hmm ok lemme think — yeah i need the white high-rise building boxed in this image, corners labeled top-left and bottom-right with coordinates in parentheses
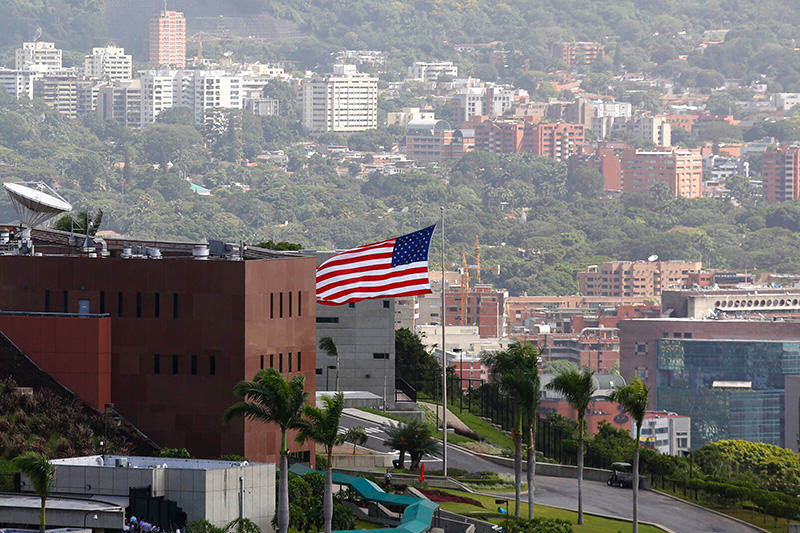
top-left (302, 64), bottom-right (378, 132)
top-left (140, 71), bottom-right (176, 123)
top-left (15, 42), bottom-right (62, 71)
top-left (85, 46), bottom-right (132, 81)
top-left (139, 69), bottom-right (272, 124)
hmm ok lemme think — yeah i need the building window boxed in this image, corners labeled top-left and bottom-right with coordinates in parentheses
top-left (373, 353), bottom-right (389, 359)
top-left (683, 332), bottom-right (692, 338)
top-left (210, 355), bottom-right (216, 376)
top-left (289, 353), bottom-right (293, 372)
top-left (44, 290), bottom-right (50, 312)
top-left (316, 317), bottom-right (339, 323)
top-left (288, 292), bottom-right (293, 317)
top-left (100, 291), bottom-right (105, 314)
top-left (270, 354), bottom-right (274, 368)
top-left (78, 299), bottom-right (90, 315)
top-left (279, 353), bottom-right (283, 373)
top-left (280, 292), bottom-right (284, 318)
top-left (136, 292), bottom-right (142, 318)
top-left (298, 291), bottom-right (302, 316)
top-left (118, 292), bottom-right (123, 317)
top-left (154, 354), bottom-right (160, 375)
top-left (316, 368), bottom-right (322, 375)
top-left (348, 302), bottom-right (355, 308)
top-left (297, 352), bottom-right (301, 371)
top-left (383, 301), bottom-right (390, 309)
top-left (260, 355), bottom-right (264, 370)
top-left (172, 354), bottom-right (178, 375)
top-left (155, 293), bottom-right (160, 318)
top-left (63, 290), bottom-right (68, 313)
top-left (173, 293), bottom-right (179, 319)
top-left (191, 355), bottom-right (197, 375)
top-left (270, 293), bottom-right (274, 319)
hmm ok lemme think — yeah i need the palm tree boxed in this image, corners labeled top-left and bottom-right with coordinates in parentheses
top-left (484, 342), bottom-right (540, 517)
top-left (610, 378), bottom-right (650, 533)
top-left (222, 369), bottom-right (307, 533)
top-left (15, 452), bottom-right (55, 533)
top-left (546, 369), bottom-right (596, 525)
top-left (342, 426), bottom-right (368, 454)
top-left (383, 420), bottom-right (437, 471)
top-left (295, 393), bottom-right (346, 533)
top-left (318, 337), bottom-right (340, 391)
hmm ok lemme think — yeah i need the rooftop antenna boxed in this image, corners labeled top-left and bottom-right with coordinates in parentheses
top-left (3, 181), bottom-right (72, 255)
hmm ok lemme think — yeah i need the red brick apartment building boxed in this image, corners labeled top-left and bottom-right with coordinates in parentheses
top-left (445, 285), bottom-right (505, 338)
top-left (621, 148), bottom-right (703, 198)
top-left (0, 229), bottom-right (316, 464)
top-left (762, 145), bottom-right (800, 202)
top-left (473, 120), bottom-right (585, 161)
top-left (577, 260), bottom-right (702, 298)
top-left (149, 10), bottom-right (186, 68)
top-left (550, 42), bottom-right (605, 66)
top-left (405, 119), bottom-right (475, 161)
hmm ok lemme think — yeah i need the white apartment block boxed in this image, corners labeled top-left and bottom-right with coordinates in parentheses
top-left (302, 64), bottom-right (378, 132)
top-left (772, 93), bottom-right (800, 111)
top-left (386, 107), bottom-right (435, 127)
top-left (455, 88), bottom-right (485, 122)
top-left (85, 46), bottom-right (132, 81)
top-left (407, 61), bottom-right (458, 82)
top-left (15, 42), bottom-right (62, 71)
top-left (632, 411), bottom-right (691, 456)
top-left (629, 114), bottom-right (671, 147)
top-left (0, 68), bottom-right (38, 99)
top-left (590, 100), bottom-right (632, 138)
top-left (140, 71), bottom-right (175, 123)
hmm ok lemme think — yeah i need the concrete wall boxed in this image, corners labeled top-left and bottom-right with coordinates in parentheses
top-left (331, 453), bottom-right (395, 469)
top-left (316, 297), bottom-right (396, 408)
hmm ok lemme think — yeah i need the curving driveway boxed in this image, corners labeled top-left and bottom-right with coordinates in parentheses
top-left (340, 412), bottom-right (762, 533)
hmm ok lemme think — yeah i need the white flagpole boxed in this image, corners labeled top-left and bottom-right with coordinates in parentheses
top-left (440, 206), bottom-right (448, 476)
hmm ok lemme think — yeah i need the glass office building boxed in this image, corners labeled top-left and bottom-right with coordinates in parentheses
top-left (657, 338), bottom-right (800, 447)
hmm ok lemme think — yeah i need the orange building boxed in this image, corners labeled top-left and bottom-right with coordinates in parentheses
top-left (406, 119), bottom-right (475, 161)
top-left (550, 42), bottom-right (605, 67)
top-left (761, 145), bottom-right (800, 202)
top-left (574, 144), bottom-right (624, 191)
top-left (577, 260), bottom-right (702, 298)
top-left (621, 148), bottom-right (702, 198)
top-left (522, 122), bottom-right (585, 161)
top-left (149, 10), bottom-right (186, 68)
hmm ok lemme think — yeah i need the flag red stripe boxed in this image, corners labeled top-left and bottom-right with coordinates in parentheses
top-left (319, 277), bottom-right (430, 302)
top-left (318, 287), bottom-right (432, 305)
top-left (316, 251), bottom-right (394, 271)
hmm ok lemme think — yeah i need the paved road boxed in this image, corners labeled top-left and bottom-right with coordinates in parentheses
top-left (340, 413), bottom-right (760, 533)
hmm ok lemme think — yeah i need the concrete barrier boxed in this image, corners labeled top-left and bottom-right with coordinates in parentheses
top-left (468, 450), bottom-right (613, 482)
top-left (332, 452), bottom-right (395, 469)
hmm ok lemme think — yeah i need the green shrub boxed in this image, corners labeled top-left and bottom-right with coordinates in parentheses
top-left (157, 447), bottom-right (192, 458)
top-left (504, 516), bottom-right (573, 533)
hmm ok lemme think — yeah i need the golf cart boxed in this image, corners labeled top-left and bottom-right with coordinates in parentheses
top-left (607, 462), bottom-right (633, 488)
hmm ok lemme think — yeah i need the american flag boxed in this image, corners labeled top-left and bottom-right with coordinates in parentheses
top-left (316, 226), bottom-right (436, 305)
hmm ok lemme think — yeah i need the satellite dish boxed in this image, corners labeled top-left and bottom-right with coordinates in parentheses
top-left (648, 254), bottom-right (658, 262)
top-left (4, 182), bottom-right (72, 228)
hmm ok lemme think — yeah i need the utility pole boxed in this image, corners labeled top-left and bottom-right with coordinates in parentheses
top-left (440, 206), bottom-right (448, 476)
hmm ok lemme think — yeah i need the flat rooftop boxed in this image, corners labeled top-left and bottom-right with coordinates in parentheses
top-left (50, 455), bottom-right (252, 470)
top-left (0, 494), bottom-right (121, 512)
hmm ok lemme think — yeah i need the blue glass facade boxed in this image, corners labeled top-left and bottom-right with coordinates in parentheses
top-left (657, 339), bottom-right (800, 448)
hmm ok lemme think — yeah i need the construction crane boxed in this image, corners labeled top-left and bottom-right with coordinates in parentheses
top-left (456, 235), bottom-right (500, 326)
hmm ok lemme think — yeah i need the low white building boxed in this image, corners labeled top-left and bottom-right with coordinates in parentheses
top-left (407, 61), bottom-right (458, 82)
top-left (43, 455), bottom-right (276, 532)
top-left (632, 411), bottom-right (691, 455)
top-left (85, 46), bottom-right (132, 81)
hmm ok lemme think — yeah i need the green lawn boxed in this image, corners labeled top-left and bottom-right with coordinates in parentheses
top-left (431, 488), bottom-right (665, 533)
top-left (421, 401), bottom-right (513, 452)
top-left (354, 519), bottom-right (386, 529)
